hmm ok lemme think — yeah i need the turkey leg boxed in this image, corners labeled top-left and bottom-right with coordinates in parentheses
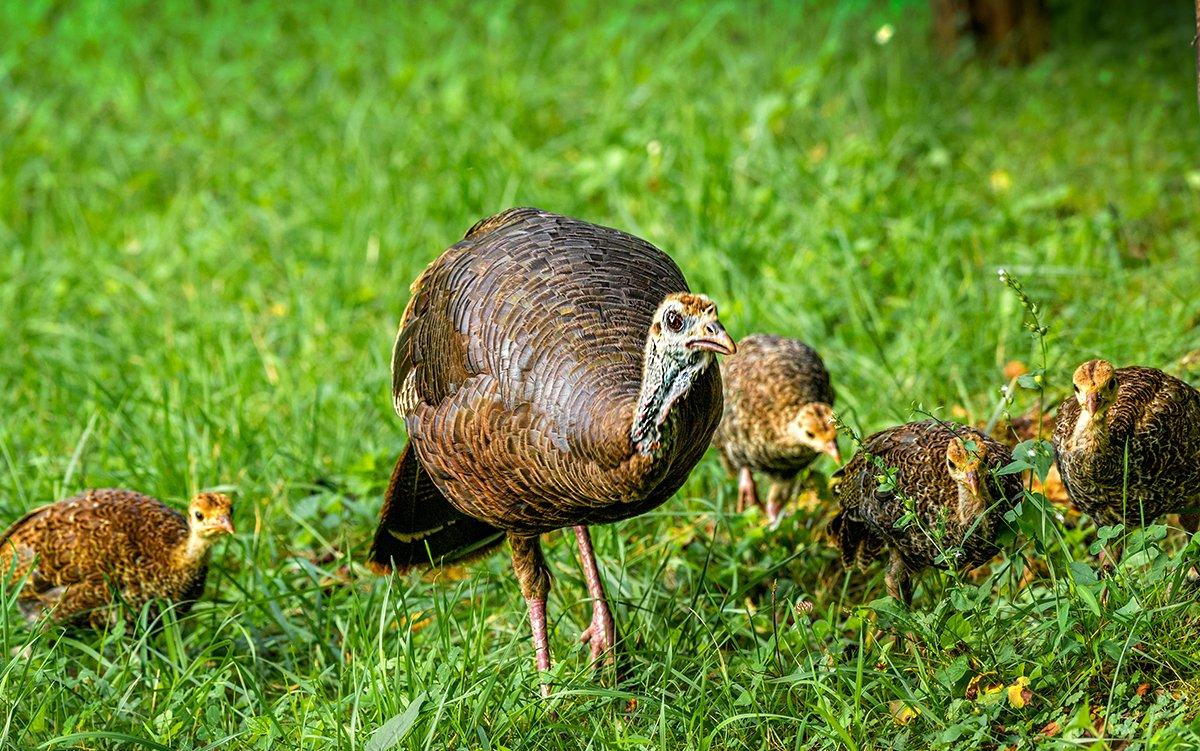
top-left (737, 466), bottom-right (762, 514)
top-left (573, 525), bottom-right (617, 667)
top-left (765, 479), bottom-right (791, 525)
top-left (885, 551), bottom-right (914, 607)
top-left (510, 534), bottom-right (553, 697)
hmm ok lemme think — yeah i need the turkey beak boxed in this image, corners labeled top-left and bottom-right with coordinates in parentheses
top-left (688, 321), bottom-right (736, 356)
top-left (825, 442), bottom-right (842, 464)
top-left (1084, 392), bottom-right (1100, 416)
top-left (964, 470), bottom-right (981, 498)
top-left (215, 515), bottom-right (235, 535)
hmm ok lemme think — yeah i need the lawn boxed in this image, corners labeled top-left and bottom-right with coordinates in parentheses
top-left (2, 1), bottom-right (1199, 748)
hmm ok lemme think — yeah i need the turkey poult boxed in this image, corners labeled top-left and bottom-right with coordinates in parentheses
top-left (0, 489), bottom-right (234, 627)
top-left (1053, 360), bottom-right (1200, 536)
top-left (829, 420), bottom-right (1021, 605)
top-left (712, 334), bottom-right (839, 523)
top-left (367, 208), bottom-right (734, 695)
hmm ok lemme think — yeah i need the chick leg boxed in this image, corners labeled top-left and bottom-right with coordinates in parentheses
top-left (885, 552), bottom-right (913, 607)
top-left (765, 478), bottom-right (794, 525)
top-left (883, 551), bottom-right (917, 652)
top-left (574, 525), bottom-right (617, 668)
top-left (1179, 505), bottom-right (1200, 584)
top-left (510, 533), bottom-right (553, 698)
top-left (1097, 537), bottom-right (1125, 571)
top-left (737, 467), bottom-right (761, 514)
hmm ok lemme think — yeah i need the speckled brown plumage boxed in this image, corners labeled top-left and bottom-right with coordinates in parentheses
top-left (1053, 361), bottom-right (1200, 530)
top-left (712, 334), bottom-right (839, 522)
top-left (829, 420), bottom-right (1021, 604)
top-left (0, 489), bottom-right (234, 627)
top-left (367, 207), bottom-right (733, 694)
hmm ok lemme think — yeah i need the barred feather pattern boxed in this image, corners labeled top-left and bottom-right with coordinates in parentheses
top-left (0, 489), bottom-right (213, 627)
top-left (830, 420), bottom-right (1022, 575)
top-left (1053, 366), bottom-right (1200, 528)
top-left (712, 334), bottom-right (834, 479)
top-left (387, 207), bottom-right (723, 537)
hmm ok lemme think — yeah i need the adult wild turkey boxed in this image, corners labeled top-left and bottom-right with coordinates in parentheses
top-left (0, 489), bottom-right (234, 627)
top-left (1053, 360), bottom-right (1200, 537)
top-left (712, 334), bottom-right (840, 524)
top-left (829, 420), bottom-right (1021, 604)
top-left (367, 207), bottom-right (734, 695)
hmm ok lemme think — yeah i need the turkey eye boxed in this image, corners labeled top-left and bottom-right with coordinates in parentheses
top-left (664, 310), bottom-right (684, 332)
top-left (1073, 385), bottom-right (1079, 393)
top-left (194, 511), bottom-right (204, 521)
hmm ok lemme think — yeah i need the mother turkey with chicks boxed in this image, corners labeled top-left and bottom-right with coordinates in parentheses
top-left (368, 207), bottom-right (735, 695)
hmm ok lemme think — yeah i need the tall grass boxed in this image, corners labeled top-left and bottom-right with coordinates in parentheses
top-left (1, 1), bottom-right (1198, 748)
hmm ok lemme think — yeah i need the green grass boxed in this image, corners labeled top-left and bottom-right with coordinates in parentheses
top-left (2, 0), bottom-right (1200, 748)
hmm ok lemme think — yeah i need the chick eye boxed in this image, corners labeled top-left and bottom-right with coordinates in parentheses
top-left (803, 430), bottom-right (813, 438)
top-left (663, 309), bottom-right (684, 333)
top-left (194, 511), bottom-right (204, 521)
top-left (1073, 384), bottom-right (1080, 393)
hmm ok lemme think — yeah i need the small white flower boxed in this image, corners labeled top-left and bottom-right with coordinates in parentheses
top-left (875, 24), bottom-right (894, 45)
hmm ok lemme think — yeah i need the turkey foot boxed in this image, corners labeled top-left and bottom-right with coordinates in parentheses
top-left (579, 596), bottom-right (617, 666)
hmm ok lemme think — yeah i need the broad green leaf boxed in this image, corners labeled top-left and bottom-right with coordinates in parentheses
top-left (367, 693), bottom-right (427, 751)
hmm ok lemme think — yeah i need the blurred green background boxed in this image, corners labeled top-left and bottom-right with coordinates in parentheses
top-left (1, 1), bottom-right (1198, 749)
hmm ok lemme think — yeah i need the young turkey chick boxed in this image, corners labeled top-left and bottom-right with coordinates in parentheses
top-left (0, 489), bottom-right (234, 627)
top-left (829, 420), bottom-right (1021, 605)
top-left (1053, 360), bottom-right (1200, 535)
top-left (712, 334), bottom-right (840, 524)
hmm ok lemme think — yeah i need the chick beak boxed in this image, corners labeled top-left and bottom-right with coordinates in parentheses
top-left (1084, 392), bottom-right (1100, 416)
top-left (687, 321), bottom-right (736, 356)
top-left (215, 515), bottom-right (235, 535)
top-left (964, 471), bottom-right (981, 498)
top-left (825, 442), bottom-right (842, 464)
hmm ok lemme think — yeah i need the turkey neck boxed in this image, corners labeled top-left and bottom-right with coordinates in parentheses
top-left (1069, 407), bottom-right (1109, 454)
top-left (630, 346), bottom-right (710, 456)
top-left (172, 529), bottom-right (214, 570)
top-left (955, 482), bottom-right (990, 534)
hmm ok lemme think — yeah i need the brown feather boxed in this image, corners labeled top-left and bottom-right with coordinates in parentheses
top-left (381, 207), bottom-right (723, 538)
